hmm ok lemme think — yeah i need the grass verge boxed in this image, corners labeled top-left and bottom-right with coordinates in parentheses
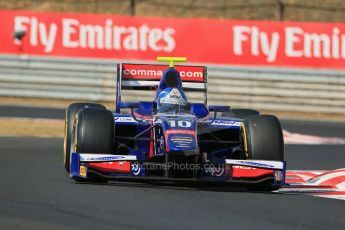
top-left (0, 117), bottom-right (64, 138)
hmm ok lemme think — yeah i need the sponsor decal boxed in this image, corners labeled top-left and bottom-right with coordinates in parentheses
top-left (171, 137), bottom-right (193, 142)
top-left (122, 64), bottom-right (205, 82)
top-left (205, 166), bottom-right (226, 177)
top-left (226, 159), bottom-right (284, 170)
top-left (160, 97), bottom-right (186, 105)
top-left (79, 165), bottom-right (87, 177)
top-left (114, 117), bottom-right (137, 122)
top-left (165, 130), bottom-right (195, 135)
top-left (86, 156), bottom-right (126, 161)
top-left (80, 154), bottom-right (137, 162)
top-left (11, 13), bottom-right (175, 54)
top-left (232, 165), bottom-right (256, 170)
top-left (123, 69), bottom-right (163, 78)
top-left (211, 120), bottom-right (242, 127)
top-left (238, 161), bottom-right (275, 168)
top-left (159, 136), bottom-right (165, 150)
top-left (131, 162), bottom-right (141, 176)
top-left (170, 88), bottom-right (181, 99)
top-left (4, 10), bottom-right (345, 69)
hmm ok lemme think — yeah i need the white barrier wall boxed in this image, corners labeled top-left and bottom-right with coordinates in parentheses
top-left (0, 55), bottom-right (344, 114)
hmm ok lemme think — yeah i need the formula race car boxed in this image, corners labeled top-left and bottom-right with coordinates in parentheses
top-left (63, 57), bottom-right (286, 191)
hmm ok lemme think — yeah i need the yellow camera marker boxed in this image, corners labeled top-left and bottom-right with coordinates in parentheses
top-left (157, 57), bottom-right (187, 67)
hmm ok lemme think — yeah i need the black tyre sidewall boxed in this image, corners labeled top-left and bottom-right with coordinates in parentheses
top-left (63, 103), bottom-right (106, 172)
top-left (244, 115), bottom-right (284, 161)
top-left (243, 115), bottom-right (284, 191)
top-left (75, 108), bottom-right (114, 154)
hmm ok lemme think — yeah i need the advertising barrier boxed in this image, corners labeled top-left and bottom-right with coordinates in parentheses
top-left (2, 10), bottom-right (345, 69)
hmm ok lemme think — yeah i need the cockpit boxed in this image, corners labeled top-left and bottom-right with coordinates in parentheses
top-left (156, 87), bottom-right (188, 114)
top-left (155, 67), bottom-right (189, 114)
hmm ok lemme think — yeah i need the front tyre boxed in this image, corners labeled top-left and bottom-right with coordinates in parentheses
top-left (74, 107), bottom-right (114, 153)
top-left (243, 115), bottom-right (284, 192)
top-left (63, 103), bottom-right (106, 172)
top-left (243, 115), bottom-right (284, 161)
top-left (71, 107), bottom-right (114, 183)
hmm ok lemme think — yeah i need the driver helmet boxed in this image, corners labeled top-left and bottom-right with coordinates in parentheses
top-left (157, 87), bottom-right (187, 114)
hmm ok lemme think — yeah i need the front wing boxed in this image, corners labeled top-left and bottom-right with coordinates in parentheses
top-left (70, 152), bottom-right (286, 186)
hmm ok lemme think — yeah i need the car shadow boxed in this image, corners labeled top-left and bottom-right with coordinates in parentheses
top-left (75, 179), bottom-right (286, 195)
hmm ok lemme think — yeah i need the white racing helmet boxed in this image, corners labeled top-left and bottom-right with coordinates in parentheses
top-left (157, 87), bottom-right (187, 114)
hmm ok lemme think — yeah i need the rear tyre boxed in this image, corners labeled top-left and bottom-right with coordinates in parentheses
top-left (243, 115), bottom-right (284, 192)
top-left (63, 103), bottom-right (106, 172)
top-left (222, 109), bottom-right (259, 119)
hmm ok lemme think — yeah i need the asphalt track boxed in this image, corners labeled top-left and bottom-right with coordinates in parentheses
top-left (0, 105), bottom-right (65, 119)
top-left (0, 105), bottom-right (345, 229)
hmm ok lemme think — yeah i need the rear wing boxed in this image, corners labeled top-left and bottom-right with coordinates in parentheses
top-left (116, 63), bottom-right (208, 112)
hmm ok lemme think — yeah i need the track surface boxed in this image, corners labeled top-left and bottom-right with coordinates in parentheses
top-left (0, 106), bottom-right (345, 229)
top-left (0, 105), bottom-right (65, 119)
top-left (1, 140), bottom-right (345, 229)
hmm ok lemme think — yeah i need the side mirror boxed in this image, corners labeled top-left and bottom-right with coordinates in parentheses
top-left (208, 105), bottom-right (230, 113)
top-left (117, 102), bottom-right (142, 121)
top-left (207, 106), bottom-right (230, 123)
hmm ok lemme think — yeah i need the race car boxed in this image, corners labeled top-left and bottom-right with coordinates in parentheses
top-left (63, 57), bottom-right (286, 191)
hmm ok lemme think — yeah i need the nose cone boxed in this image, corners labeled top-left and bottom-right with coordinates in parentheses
top-left (166, 130), bottom-right (197, 154)
top-left (161, 116), bottom-right (198, 156)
